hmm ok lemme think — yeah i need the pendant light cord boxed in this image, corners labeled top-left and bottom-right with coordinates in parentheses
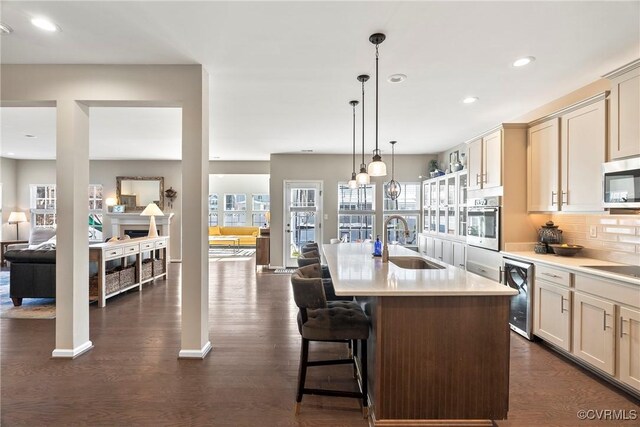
top-left (375, 43), bottom-right (379, 154)
top-left (352, 103), bottom-right (356, 174)
top-left (361, 79), bottom-right (365, 166)
top-left (391, 142), bottom-right (395, 180)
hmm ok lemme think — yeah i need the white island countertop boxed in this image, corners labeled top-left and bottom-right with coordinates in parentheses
top-left (323, 243), bottom-right (517, 297)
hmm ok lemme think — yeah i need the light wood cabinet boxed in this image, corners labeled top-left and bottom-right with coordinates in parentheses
top-left (573, 292), bottom-right (616, 375)
top-left (534, 280), bottom-right (571, 351)
top-left (528, 119), bottom-right (559, 211)
top-left (527, 97), bottom-right (606, 212)
top-left (256, 236), bottom-right (270, 267)
top-left (560, 100), bottom-right (606, 211)
top-left (467, 130), bottom-right (502, 190)
top-left (482, 130), bottom-right (502, 189)
top-left (452, 241), bottom-right (466, 270)
top-left (606, 60), bottom-right (640, 160)
top-left (619, 306), bottom-right (640, 391)
top-left (467, 138), bottom-right (483, 191)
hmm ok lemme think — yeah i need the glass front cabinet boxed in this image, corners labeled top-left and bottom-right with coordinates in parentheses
top-left (421, 170), bottom-right (467, 238)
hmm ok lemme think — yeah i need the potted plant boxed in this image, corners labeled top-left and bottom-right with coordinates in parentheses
top-left (428, 159), bottom-right (441, 178)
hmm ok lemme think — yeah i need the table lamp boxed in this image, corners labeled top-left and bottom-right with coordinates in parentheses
top-left (140, 203), bottom-right (164, 237)
top-left (8, 211), bottom-right (27, 240)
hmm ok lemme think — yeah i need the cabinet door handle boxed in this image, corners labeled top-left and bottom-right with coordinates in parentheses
top-left (562, 191), bottom-right (568, 205)
top-left (603, 312), bottom-right (612, 330)
top-left (551, 191), bottom-right (557, 206)
top-left (498, 267), bottom-right (504, 284)
top-left (541, 272), bottom-right (561, 279)
top-left (561, 297), bottom-right (569, 313)
top-left (475, 174), bottom-right (480, 185)
top-left (621, 317), bottom-right (628, 337)
top-left (482, 173), bottom-right (487, 184)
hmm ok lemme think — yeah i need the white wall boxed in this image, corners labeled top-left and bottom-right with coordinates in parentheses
top-left (269, 153), bottom-right (435, 266)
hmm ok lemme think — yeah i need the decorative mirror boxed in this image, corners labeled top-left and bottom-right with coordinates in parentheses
top-left (116, 176), bottom-right (164, 211)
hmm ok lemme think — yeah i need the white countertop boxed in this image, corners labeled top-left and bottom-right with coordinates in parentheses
top-left (501, 250), bottom-right (640, 286)
top-left (323, 243), bottom-right (517, 297)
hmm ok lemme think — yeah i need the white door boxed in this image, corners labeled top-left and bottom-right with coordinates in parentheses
top-left (528, 119), bottom-right (559, 212)
top-left (284, 181), bottom-right (322, 268)
top-left (534, 280), bottom-right (571, 351)
top-left (482, 130), bottom-right (502, 189)
top-left (619, 306), bottom-right (640, 391)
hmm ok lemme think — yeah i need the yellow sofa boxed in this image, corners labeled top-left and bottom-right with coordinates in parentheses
top-left (208, 226), bottom-right (259, 246)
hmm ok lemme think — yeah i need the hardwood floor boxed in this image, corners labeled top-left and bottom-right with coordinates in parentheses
top-left (1, 256), bottom-right (638, 426)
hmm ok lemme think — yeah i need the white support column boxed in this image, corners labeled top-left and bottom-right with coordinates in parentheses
top-left (52, 100), bottom-right (93, 358)
top-left (179, 67), bottom-right (212, 359)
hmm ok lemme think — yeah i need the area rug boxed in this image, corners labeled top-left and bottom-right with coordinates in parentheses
top-left (0, 272), bottom-right (56, 319)
top-left (208, 248), bottom-right (256, 258)
top-left (273, 268), bottom-right (296, 274)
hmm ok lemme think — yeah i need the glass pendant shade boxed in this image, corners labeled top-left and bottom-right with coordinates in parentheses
top-left (368, 152), bottom-right (387, 176)
top-left (356, 166), bottom-right (370, 185)
top-left (348, 173), bottom-right (358, 189)
top-left (385, 179), bottom-right (402, 200)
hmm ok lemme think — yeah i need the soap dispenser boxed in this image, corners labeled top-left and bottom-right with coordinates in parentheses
top-left (373, 235), bottom-right (382, 257)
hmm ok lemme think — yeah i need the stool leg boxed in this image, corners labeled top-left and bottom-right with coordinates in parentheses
top-left (360, 339), bottom-right (368, 417)
top-left (295, 338), bottom-right (309, 415)
top-left (352, 339), bottom-right (359, 379)
top-left (347, 339), bottom-right (352, 358)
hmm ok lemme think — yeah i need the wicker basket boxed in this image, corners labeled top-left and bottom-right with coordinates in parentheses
top-left (153, 259), bottom-right (166, 276)
top-left (119, 265), bottom-right (136, 288)
top-left (141, 259), bottom-right (153, 280)
top-left (105, 268), bottom-right (120, 295)
top-left (89, 275), bottom-right (99, 298)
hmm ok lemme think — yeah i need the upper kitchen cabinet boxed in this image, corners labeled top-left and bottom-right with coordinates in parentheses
top-left (527, 95), bottom-right (606, 212)
top-left (604, 59), bottom-right (640, 160)
top-left (560, 99), bottom-right (606, 211)
top-left (467, 129), bottom-right (502, 191)
top-left (528, 118), bottom-right (560, 212)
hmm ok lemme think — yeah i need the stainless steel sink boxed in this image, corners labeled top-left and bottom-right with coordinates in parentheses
top-left (389, 256), bottom-right (445, 270)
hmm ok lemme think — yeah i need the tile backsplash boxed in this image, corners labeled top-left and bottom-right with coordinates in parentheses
top-left (549, 213), bottom-right (640, 265)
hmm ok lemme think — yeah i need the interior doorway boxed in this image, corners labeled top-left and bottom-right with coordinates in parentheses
top-left (283, 181), bottom-right (322, 268)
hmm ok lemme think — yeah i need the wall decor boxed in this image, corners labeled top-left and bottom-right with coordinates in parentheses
top-left (164, 187), bottom-right (178, 209)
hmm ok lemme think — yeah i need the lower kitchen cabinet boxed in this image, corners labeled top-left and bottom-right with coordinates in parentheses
top-left (534, 280), bottom-right (571, 352)
top-left (452, 242), bottom-right (466, 270)
top-left (418, 233), bottom-right (465, 270)
top-left (572, 291), bottom-right (616, 376)
top-left (619, 306), bottom-right (640, 390)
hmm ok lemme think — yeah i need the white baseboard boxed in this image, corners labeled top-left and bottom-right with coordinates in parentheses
top-left (178, 341), bottom-right (212, 359)
top-left (51, 340), bottom-right (93, 359)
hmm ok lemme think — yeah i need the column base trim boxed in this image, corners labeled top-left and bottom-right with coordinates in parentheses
top-left (178, 341), bottom-right (212, 359)
top-left (51, 340), bottom-right (93, 359)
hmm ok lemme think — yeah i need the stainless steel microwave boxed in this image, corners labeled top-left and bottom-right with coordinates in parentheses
top-left (603, 157), bottom-right (640, 208)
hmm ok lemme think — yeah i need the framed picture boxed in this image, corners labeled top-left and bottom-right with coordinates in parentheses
top-left (112, 205), bottom-right (125, 213)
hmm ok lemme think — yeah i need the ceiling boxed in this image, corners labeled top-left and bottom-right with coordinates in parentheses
top-left (1, 1), bottom-right (638, 161)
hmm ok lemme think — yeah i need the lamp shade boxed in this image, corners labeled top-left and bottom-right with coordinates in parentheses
top-left (8, 212), bottom-right (27, 223)
top-left (368, 159), bottom-right (387, 176)
top-left (356, 171), bottom-right (370, 185)
top-left (140, 203), bottom-right (164, 217)
top-left (105, 197), bottom-right (117, 207)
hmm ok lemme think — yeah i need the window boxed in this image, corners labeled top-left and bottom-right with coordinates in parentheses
top-left (224, 194), bottom-right (246, 211)
top-left (208, 194), bottom-right (218, 226)
top-left (337, 184), bottom-right (375, 242)
top-left (224, 212), bottom-right (246, 226)
top-left (252, 194), bottom-right (270, 211)
top-left (383, 183), bottom-right (421, 246)
top-left (30, 184), bottom-right (104, 240)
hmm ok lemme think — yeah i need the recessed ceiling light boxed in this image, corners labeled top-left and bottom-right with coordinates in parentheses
top-left (388, 74), bottom-right (407, 84)
top-left (462, 97), bottom-right (479, 104)
top-left (31, 17), bottom-right (60, 32)
top-left (301, 149), bottom-right (313, 153)
top-left (24, 134), bottom-right (36, 138)
top-left (513, 56), bottom-right (535, 67)
top-left (0, 23), bottom-right (13, 35)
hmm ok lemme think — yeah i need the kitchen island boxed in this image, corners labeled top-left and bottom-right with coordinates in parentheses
top-left (323, 243), bottom-right (517, 426)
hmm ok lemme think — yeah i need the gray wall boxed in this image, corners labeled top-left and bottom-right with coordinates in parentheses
top-left (1, 157), bottom-right (18, 239)
top-left (11, 159), bottom-right (269, 260)
top-left (269, 153), bottom-right (435, 267)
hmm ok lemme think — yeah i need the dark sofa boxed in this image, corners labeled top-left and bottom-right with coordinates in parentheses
top-left (4, 249), bottom-right (56, 306)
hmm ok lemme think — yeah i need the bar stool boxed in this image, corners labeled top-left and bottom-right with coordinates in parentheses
top-left (297, 256), bottom-right (331, 279)
top-left (300, 249), bottom-right (320, 259)
top-left (290, 268), bottom-right (369, 416)
top-left (296, 263), bottom-right (351, 302)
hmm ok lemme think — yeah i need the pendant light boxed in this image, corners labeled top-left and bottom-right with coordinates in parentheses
top-left (348, 100), bottom-right (359, 189)
top-left (384, 141), bottom-right (402, 200)
top-left (367, 33), bottom-right (387, 177)
top-left (355, 74), bottom-right (370, 185)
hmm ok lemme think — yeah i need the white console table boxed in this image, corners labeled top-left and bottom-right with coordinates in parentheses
top-left (89, 236), bottom-right (169, 307)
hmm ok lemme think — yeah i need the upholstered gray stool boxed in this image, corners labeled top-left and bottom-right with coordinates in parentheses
top-left (290, 269), bottom-right (369, 416)
top-left (297, 256), bottom-right (331, 278)
top-left (296, 263), bottom-right (351, 302)
top-left (300, 249), bottom-right (320, 259)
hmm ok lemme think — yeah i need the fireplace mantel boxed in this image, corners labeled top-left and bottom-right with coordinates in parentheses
top-left (106, 212), bottom-right (174, 239)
